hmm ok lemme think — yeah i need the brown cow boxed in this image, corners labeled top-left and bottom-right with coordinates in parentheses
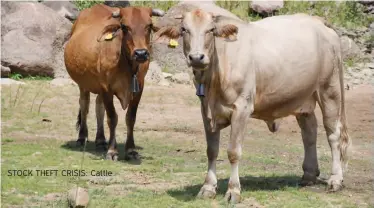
top-left (64, 4), bottom-right (164, 160)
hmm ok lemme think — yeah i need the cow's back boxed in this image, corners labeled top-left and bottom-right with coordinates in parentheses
top-left (222, 14), bottom-right (341, 119)
top-left (65, 4), bottom-right (123, 93)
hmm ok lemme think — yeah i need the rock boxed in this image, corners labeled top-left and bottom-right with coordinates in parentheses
top-left (41, 1), bottom-right (79, 21)
top-left (353, 78), bottom-right (361, 85)
top-left (158, 79), bottom-right (170, 87)
top-left (32, 152), bottom-right (43, 156)
top-left (1, 65), bottom-right (11, 78)
top-left (340, 36), bottom-right (362, 60)
top-left (1, 2), bottom-right (72, 78)
top-left (50, 78), bottom-right (76, 87)
top-left (361, 68), bottom-right (372, 77)
top-left (145, 61), bottom-right (163, 84)
top-left (44, 193), bottom-right (62, 201)
top-left (336, 27), bottom-right (358, 39)
top-left (162, 72), bottom-right (173, 80)
top-left (172, 72), bottom-right (191, 84)
top-left (1, 78), bottom-right (26, 85)
top-left (152, 1), bottom-right (243, 74)
top-left (358, 1), bottom-right (374, 5)
top-left (359, 62), bottom-right (374, 69)
top-left (370, 22), bottom-right (374, 30)
top-left (250, 1), bottom-right (284, 15)
top-left (68, 187), bottom-right (89, 208)
top-left (103, 1), bottom-right (130, 7)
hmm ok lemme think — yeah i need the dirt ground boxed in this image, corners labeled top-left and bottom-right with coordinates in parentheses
top-left (1, 81), bottom-right (373, 207)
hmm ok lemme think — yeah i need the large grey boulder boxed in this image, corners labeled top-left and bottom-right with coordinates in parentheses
top-left (41, 1), bottom-right (79, 21)
top-left (250, 1), bottom-right (284, 15)
top-left (1, 2), bottom-right (72, 78)
top-left (103, 1), bottom-right (130, 8)
top-left (152, 1), bottom-right (243, 74)
top-left (1, 65), bottom-right (10, 78)
top-left (145, 61), bottom-right (164, 84)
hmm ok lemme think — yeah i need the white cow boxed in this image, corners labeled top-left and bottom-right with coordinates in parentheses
top-left (154, 10), bottom-right (351, 203)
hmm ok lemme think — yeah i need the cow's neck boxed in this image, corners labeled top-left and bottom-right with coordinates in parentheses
top-left (193, 44), bottom-right (225, 98)
top-left (121, 49), bottom-right (141, 94)
top-left (193, 43), bottom-right (230, 131)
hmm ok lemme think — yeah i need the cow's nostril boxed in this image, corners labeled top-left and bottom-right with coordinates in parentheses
top-left (134, 49), bottom-right (148, 57)
top-left (189, 54), bottom-right (205, 62)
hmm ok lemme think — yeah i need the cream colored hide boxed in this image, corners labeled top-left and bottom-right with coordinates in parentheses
top-left (153, 10), bottom-right (351, 203)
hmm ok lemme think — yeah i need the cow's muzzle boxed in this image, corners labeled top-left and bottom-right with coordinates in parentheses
top-left (133, 49), bottom-right (149, 63)
top-left (187, 53), bottom-right (209, 69)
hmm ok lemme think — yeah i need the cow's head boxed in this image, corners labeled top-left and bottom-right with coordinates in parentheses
top-left (99, 7), bottom-right (164, 64)
top-left (153, 9), bottom-right (238, 70)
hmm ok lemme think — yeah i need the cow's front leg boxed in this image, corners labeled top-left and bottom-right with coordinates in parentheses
top-left (102, 92), bottom-right (118, 161)
top-left (197, 106), bottom-right (220, 199)
top-left (225, 97), bottom-right (251, 203)
top-left (124, 91), bottom-right (143, 160)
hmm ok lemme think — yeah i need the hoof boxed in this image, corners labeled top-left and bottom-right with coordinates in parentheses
top-left (197, 184), bottom-right (217, 199)
top-left (95, 140), bottom-right (107, 151)
top-left (326, 176), bottom-right (344, 192)
top-left (106, 151), bottom-right (118, 161)
top-left (124, 150), bottom-right (139, 161)
top-left (224, 188), bottom-right (241, 204)
top-left (300, 173), bottom-right (317, 186)
top-left (76, 138), bottom-right (86, 147)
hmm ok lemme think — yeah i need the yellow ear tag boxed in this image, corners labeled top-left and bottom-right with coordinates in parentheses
top-left (169, 39), bottom-right (178, 47)
top-left (105, 33), bottom-right (113, 40)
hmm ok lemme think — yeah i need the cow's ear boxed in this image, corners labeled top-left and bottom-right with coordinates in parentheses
top-left (213, 15), bottom-right (238, 42)
top-left (97, 24), bottom-right (121, 42)
top-left (152, 26), bottom-right (181, 44)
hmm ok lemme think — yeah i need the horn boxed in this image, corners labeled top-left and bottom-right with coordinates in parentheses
top-left (151, 8), bottom-right (165, 17)
top-left (112, 9), bottom-right (120, 18)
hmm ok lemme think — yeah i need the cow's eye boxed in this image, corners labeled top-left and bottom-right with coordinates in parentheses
top-left (121, 24), bottom-right (129, 32)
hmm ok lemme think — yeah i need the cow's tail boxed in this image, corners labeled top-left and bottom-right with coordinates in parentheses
top-left (337, 47), bottom-right (352, 171)
top-left (76, 108), bottom-right (82, 132)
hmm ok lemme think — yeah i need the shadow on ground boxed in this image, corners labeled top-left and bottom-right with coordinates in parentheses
top-left (60, 140), bottom-right (152, 165)
top-left (167, 175), bottom-right (302, 202)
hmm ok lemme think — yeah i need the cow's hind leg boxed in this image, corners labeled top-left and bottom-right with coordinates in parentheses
top-left (197, 106), bottom-right (220, 199)
top-left (95, 94), bottom-right (107, 150)
top-left (102, 92), bottom-right (118, 161)
top-left (124, 92), bottom-right (143, 160)
top-left (76, 89), bottom-right (90, 146)
top-left (296, 112), bottom-right (320, 186)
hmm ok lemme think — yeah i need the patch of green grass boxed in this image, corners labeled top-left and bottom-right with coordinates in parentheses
top-left (277, 1), bottom-right (373, 29)
top-left (73, 0), bottom-right (104, 11)
top-left (71, 0), bottom-right (373, 31)
top-left (131, 1), bottom-right (177, 12)
top-left (3, 138), bottom-right (14, 143)
top-left (1, 80), bottom-right (373, 207)
top-left (9, 73), bottom-right (23, 80)
top-left (162, 67), bottom-right (172, 74)
top-left (345, 58), bottom-right (357, 68)
top-left (9, 72), bottom-right (52, 81)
